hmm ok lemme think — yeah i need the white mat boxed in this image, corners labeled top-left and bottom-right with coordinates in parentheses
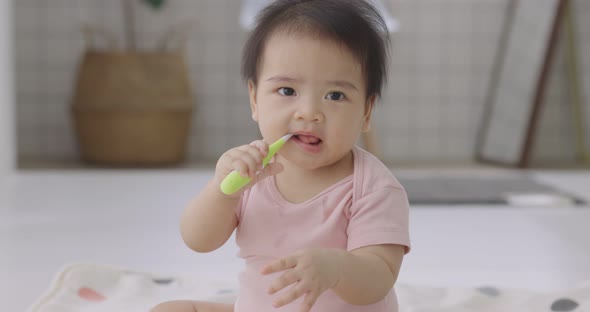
top-left (29, 263), bottom-right (590, 312)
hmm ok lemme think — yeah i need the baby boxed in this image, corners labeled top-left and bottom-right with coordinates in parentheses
top-left (152, 0), bottom-right (410, 311)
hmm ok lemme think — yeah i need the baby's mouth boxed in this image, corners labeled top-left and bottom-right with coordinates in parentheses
top-left (293, 134), bottom-right (322, 145)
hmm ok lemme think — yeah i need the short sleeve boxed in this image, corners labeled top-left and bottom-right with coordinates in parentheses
top-left (235, 188), bottom-right (251, 221)
top-left (347, 186), bottom-right (411, 253)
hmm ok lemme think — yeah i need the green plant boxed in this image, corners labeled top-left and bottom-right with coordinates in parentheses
top-left (144, 0), bottom-right (165, 9)
top-left (122, 0), bottom-right (167, 50)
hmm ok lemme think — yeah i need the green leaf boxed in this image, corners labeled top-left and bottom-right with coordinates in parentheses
top-left (143, 0), bottom-right (165, 10)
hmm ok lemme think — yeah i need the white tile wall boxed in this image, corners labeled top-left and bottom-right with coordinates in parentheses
top-left (1, 0), bottom-right (16, 175)
top-left (13, 0), bottom-right (590, 166)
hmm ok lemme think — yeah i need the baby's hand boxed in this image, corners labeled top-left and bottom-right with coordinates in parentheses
top-left (215, 140), bottom-right (284, 197)
top-left (261, 249), bottom-right (341, 312)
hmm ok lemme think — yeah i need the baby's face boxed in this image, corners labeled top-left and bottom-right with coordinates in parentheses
top-left (249, 32), bottom-right (373, 171)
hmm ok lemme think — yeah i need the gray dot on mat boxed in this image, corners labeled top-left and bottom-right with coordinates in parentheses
top-left (217, 289), bottom-right (234, 294)
top-left (476, 286), bottom-right (501, 297)
top-left (551, 298), bottom-right (579, 311)
top-left (153, 278), bottom-right (174, 285)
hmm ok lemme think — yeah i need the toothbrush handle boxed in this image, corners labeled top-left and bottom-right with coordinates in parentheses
top-left (220, 134), bottom-right (291, 195)
top-left (219, 145), bottom-right (274, 195)
top-left (220, 147), bottom-right (272, 195)
top-left (220, 170), bottom-right (252, 195)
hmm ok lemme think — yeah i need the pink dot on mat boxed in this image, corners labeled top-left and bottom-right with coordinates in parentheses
top-left (78, 287), bottom-right (106, 302)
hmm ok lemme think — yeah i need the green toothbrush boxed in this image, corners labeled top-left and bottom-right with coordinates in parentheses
top-left (220, 134), bottom-right (293, 195)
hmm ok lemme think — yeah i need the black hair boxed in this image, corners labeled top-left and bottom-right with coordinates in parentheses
top-left (241, 0), bottom-right (390, 100)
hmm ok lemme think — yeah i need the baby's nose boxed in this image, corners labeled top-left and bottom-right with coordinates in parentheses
top-left (294, 100), bottom-right (323, 122)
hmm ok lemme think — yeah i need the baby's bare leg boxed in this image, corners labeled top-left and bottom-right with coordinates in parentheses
top-left (150, 300), bottom-right (233, 312)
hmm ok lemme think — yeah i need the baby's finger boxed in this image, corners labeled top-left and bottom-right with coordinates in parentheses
top-left (230, 158), bottom-right (250, 178)
top-left (229, 148), bottom-right (259, 177)
top-left (240, 144), bottom-right (266, 172)
top-left (249, 140), bottom-right (269, 156)
top-left (253, 162), bottom-right (284, 183)
top-left (261, 256), bottom-right (298, 275)
top-left (268, 269), bottom-right (300, 295)
top-left (273, 282), bottom-right (307, 308)
top-left (299, 291), bottom-right (320, 312)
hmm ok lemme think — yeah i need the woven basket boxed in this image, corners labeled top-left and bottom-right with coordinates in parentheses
top-left (71, 25), bottom-right (194, 166)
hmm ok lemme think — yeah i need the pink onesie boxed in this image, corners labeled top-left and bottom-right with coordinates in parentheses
top-left (234, 145), bottom-right (411, 312)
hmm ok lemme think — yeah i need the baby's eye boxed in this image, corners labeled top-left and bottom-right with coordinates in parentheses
top-left (278, 87), bottom-right (296, 96)
top-left (325, 92), bottom-right (345, 101)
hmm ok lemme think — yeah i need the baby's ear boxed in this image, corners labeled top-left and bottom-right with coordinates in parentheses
top-left (248, 80), bottom-right (259, 122)
top-left (362, 95), bottom-right (376, 132)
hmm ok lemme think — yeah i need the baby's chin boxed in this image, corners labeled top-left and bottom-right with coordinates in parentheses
top-left (275, 153), bottom-right (324, 171)
top-left (278, 150), bottom-right (352, 172)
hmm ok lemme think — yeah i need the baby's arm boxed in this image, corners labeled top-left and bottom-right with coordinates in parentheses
top-left (332, 244), bottom-right (405, 304)
top-left (179, 179), bottom-right (240, 253)
top-left (180, 140), bottom-right (283, 253)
